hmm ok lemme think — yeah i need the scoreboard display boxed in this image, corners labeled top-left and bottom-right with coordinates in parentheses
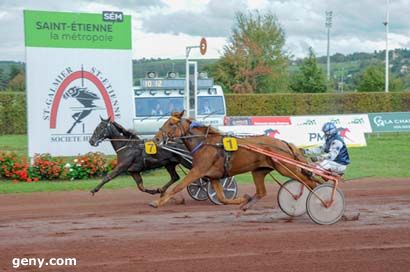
top-left (140, 78), bottom-right (214, 89)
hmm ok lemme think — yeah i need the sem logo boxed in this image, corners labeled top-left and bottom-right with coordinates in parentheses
top-left (43, 65), bottom-right (121, 137)
top-left (102, 11), bottom-right (124, 22)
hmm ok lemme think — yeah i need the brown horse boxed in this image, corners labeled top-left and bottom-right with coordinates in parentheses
top-left (150, 111), bottom-right (316, 210)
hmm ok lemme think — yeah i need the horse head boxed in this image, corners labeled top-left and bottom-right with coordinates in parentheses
top-left (155, 110), bottom-right (190, 144)
top-left (89, 116), bottom-right (118, 146)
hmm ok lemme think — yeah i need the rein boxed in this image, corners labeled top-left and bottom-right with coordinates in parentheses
top-left (175, 121), bottom-right (211, 154)
top-left (97, 122), bottom-right (144, 153)
top-left (104, 138), bottom-right (143, 142)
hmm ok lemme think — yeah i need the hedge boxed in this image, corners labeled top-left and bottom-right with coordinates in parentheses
top-left (225, 92), bottom-right (410, 116)
top-left (0, 92), bottom-right (26, 135)
top-left (1, 92), bottom-right (410, 135)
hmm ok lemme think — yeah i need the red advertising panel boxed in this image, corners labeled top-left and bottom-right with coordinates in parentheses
top-left (251, 116), bottom-right (291, 125)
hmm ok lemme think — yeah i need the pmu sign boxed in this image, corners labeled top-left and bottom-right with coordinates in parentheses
top-left (24, 10), bottom-right (133, 156)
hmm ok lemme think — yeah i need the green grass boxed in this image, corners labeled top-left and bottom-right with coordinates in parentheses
top-left (0, 133), bottom-right (409, 193)
top-left (346, 133), bottom-right (410, 178)
top-left (0, 135), bottom-right (27, 156)
top-left (0, 175), bottom-right (160, 194)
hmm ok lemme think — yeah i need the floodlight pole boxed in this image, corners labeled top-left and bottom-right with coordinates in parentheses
top-left (384, 0), bottom-right (390, 93)
top-left (325, 11), bottom-right (333, 81)
top-left (185, 45), bottom-right (199, 118)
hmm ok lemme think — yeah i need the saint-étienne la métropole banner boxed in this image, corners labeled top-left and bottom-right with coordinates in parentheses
top-left (24, 10), bottom-right (133, 156)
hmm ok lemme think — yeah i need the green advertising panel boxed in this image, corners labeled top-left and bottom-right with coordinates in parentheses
top-left (24, 10), bottom-right (131, 49)
top-left (369, 112), bottom-right (410, 132)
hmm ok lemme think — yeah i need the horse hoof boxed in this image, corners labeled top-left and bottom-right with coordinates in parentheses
top-left (171, 196), bottom-right (185, 205)
top-left (235, 210), bottom-right (244, 218)
top-left (243, 194), bottom-right (252, 203)
top-left (149, 201), bottom-right (159, 208)
top-left (241, 205), bottom-right (249, 212)
top-left (239, 194), bottom-right (253, 211)
top-left (90, 191), bottom-right (96, 196)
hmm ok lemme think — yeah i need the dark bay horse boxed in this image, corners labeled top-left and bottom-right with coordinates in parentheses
top-left (89, 117), bottom-right (191, 195)
top-left (151, 111), bottom-right (316, 210)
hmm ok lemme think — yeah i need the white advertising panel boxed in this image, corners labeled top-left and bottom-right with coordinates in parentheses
top-left (24, 10), bottom-right (133, 156)
top-left (219, 125), bottom-right (367, 147)
top-left (291, 114), bottom-right (372, 133)
top-left (219, 114), bottom-right (370, 147)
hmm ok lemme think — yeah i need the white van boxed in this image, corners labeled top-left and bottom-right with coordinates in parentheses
top-left (133, 73), bottom-right (226, 138)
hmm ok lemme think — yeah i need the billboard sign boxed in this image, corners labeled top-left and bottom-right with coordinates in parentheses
top-left (220, 114), bottom-right (371, 147)
top-left (24, 10), bottom-right (133, 156)
top-left (369, 112), bottom-right (410, 132)
top-left (291, 114), bottom-right (372, 133)
top-left (219, 125), bottom-right (367, 147)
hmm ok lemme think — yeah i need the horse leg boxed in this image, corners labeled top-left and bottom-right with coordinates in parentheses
top-left (130, 172), bottom-right (160, 195)
top-left (158, 164), bottom-right (181, 196)
top-left (239, 169), bottom-right (270, 211)
top-left (210, 178), bottom-right (251, 205)
top-left (149, 168), bottom-right (203, 208)
top-left (90, 166), bottom-right (124, 195)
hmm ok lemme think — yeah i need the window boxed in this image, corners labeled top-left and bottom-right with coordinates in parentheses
top-left (135, 97), bottom-right (184, 117)
top-left (197, 96), bottom-right (225, 115)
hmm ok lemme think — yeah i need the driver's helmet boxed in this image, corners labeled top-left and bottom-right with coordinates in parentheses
top-left (322, 122), bottom-right (338, 139)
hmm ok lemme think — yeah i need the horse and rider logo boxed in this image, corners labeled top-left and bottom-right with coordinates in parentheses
top-left (63, 86), bottom-right (100, 134)
top-left (337, 127), bottom-right (353, 142)
top-left (44, 65), bottom-right (120, 135)
top-left (264, 128), bottom-right (280, 138)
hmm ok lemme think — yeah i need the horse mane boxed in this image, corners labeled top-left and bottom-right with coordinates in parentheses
top-left (169, 112), bottom-right (223, 135)
top-left (111, 121), bottom-right (140, 139)
top-left (186, 118), bottom-right (222, 135)
top-left (206, 126), bottom-right (222, 135)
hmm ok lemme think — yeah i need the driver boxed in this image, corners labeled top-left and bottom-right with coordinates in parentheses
top-left (151, 103), bottom-right (163, 115)
top-left (202, 100), bottom-right (212, 114)
top-left (303, 122), bottom-right (350, 175)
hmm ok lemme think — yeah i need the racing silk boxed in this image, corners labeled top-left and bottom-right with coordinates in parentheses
top-left (304, 134), bottom-right (350, 165)
top-left (323, 134), bottom-right (350, 165)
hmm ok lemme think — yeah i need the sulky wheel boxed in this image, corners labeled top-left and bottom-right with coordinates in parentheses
top-left (306, 184), bottom-right (345, 225)
top-left (207, 177), bottom-right (238, 205)
top-left (277, 179), bottom-right (309, 217)
top-left (187, 178), bottom-right (209, 201)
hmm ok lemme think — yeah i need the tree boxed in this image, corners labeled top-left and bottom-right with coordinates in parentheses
top-left (208, 11), bottom-right (289, 93)
top-left (7, 72), bottom-right (25, 92)
top-left (290, 48), bottom-right (327, 93)
top-left (8, 65), bottom-right (21, 82)
top-left (357, 65), bottom-right (403, 92)
top-left (0, 68), bottom-right (8, 90)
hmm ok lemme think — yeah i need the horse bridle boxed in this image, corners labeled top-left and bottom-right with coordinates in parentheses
top-left (158, 117), bottom-right (211, 155)
top-left (95, 121), bottom-right (133, 152)
top-left (99, 121), bottom-right (115, 142)
top-left (158, 117), bottom-right (188, 144)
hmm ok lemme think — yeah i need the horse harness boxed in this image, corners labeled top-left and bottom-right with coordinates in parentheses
top-left (103, 122), bottom-right (140, 153)
top-left (162, 118), bottom-right (233, 178)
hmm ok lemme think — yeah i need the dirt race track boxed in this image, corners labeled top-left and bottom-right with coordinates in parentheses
top-left (1, 178), bottom-right (410, 272)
